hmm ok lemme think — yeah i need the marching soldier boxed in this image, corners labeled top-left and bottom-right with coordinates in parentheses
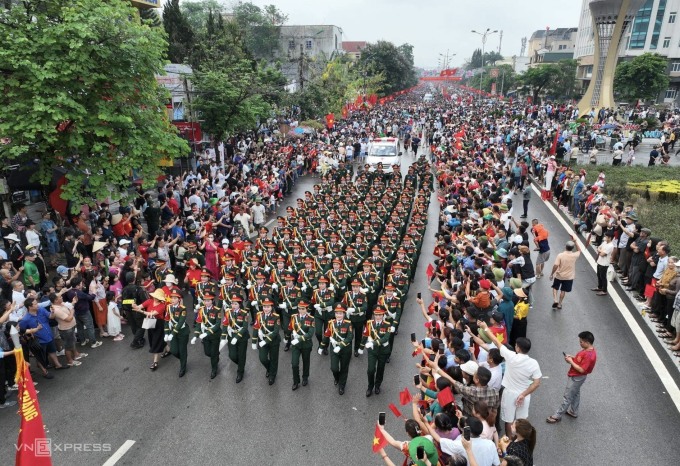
top-left (252, 298), bottom-right (280, 385)
top-left (220, 294), bottom-right (249, 383)
top-left (191, 293), bottom-right (222, 379)
top-left (164, 289), bottom-right (189, 377)
top-left (270, 255), bottom-right (290, 291)
top-left (342, 279), bottom-right (368, 358)
top-left (342, 244), bottom-right (361, 277)
top-left (318, 304), bottom-right (353, 395)
top-left (314, 243), bottom-right (332, 274)
top-left (297, 256), bottom-right (320, 301)
top-left (327, 257), bottom-right (348, 300)
top-left (312, 276), bottom-right (336, 352)
top-left (289, 301), bottom-right (315, 391)
top-left (289, 241), bottom-right (306, 273)
top-left (219, 251), bottom-right (241, 283)
top-left (278, 272), bottom-right (302, 351)
top-left (247, 271), bottom-right (274, 323)
top-left (196, 268), bottom-right (218, 308)
top-left (153, 258), bottom-right (173, 288)
top-left (387, 263), bottom-right (410, 306)
top-left (219, 273), bottom-right (245, 308)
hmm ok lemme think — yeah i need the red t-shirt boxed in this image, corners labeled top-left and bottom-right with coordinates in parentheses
top-left (141, 299), bottom-right (167, 321)
top-left (568, 348), bottom-right (597, 377)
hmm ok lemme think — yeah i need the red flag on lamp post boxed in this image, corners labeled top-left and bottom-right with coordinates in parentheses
top-left (549, 128), bottom-right (560, 155)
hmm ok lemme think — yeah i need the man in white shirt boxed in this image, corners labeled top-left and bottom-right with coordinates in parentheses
top-left (594, 231), bottom-right (614, 296)
top-left (234, 209), bottom-right (251, 236)
top-left (482, 323), bottom-right (541, 437)
top-left (440, 417), bottom-right (500, 466)
top-left (250, 199), bottom-right (266, 231)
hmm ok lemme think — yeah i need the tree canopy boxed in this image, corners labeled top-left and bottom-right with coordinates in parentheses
top-left (517, 60), bottom-right (577, 103)
top-left (359, 41), bottom-right (418, 96)
top-left (614, 52), bottom-right (669, 103)
top-left (0, 0), bottom-right (189, 208)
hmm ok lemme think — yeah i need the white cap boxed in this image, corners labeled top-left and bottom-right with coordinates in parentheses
top-left (119, 239), bottom-right (131, 246)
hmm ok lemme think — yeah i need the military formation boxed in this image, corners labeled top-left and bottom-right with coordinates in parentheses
top-left (157, 158), bottom-right (433, 396)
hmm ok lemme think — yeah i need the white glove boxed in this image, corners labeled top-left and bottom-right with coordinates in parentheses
top-left (227, 327), bottom-right (233, 337)
top-left (264, 266), bottom-right (271, 272)
top-left (318, 348), bottom-right (324, 355)
top-left (382, 341), bottom-right (389, 347)
top-left (292, 331), bottom-right (299, 338)
top-left (220, 278), bottom-right (227, 285)
top-left (257, 251), bottom-right (263, 257)
top-left (246, 283), bottom-right (252, 289)
top-left (291, 338), bottom-right (300, 346)
top-left (219, 340), bottom-right (227, 352)
top-left (199, 333), bottom-right (207, 340)
top-left (258, 340), bottom-right (267, 348)
top-left (333, 346), bottom-right (341, 354)
top-left (325, 306), bottom-right (332, 312)
top-left (164, 334), bottom-right (169, 342)
top-left (360, 287), bottom-right (368, 294)
top-left (279, 303), bottom-right (286, 309)
top-left (252, 343), bottom-right (257, 350)
top-left (301, 284), bottom-right (307, 291)
top-left (191, 337), bottom-right (197, 345)
top-left (387, 311), bottom-right (396, 319)
top-left (167, 334), bottom-right (174, 342)
top-left (251, 300), bottom-right (258, 307)
top-left (346, 307), bottom-right (355, 315)
top-left (358, 349), bottom-right (364, 355)
top-left (326, 254), bottom-right (332, 259)
top-left (240, 266), bottom-right (246, 273)
top-left (314, 304), bottom-right (321, 311)
top-left (272, 283), bottom-right (278, 290)
top-left (365, 341), bottom-right (374, 349)
top-left (389, 326), bottom-right (396, 332)
top-left (230, 337), bottom-right (238, 345)
top-left (330, 337), bottom-right (338, 346)
top-left (329, 284), bottom-right (335, 291)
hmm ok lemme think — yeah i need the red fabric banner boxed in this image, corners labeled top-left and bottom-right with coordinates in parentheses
top-left (14, 350), bottom-right (52, 466)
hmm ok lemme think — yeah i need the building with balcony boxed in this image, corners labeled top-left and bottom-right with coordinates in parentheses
top-left (527, 27), bottom-right (578, 67)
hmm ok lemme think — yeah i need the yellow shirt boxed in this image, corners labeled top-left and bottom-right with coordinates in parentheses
top-left (514, 301), bottom-right (530, 320)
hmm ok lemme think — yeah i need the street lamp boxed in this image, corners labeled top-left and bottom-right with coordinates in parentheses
top-left (471, 28), bottom-right (498, 98)
top-left (439, 51), bottom-right (457, 71)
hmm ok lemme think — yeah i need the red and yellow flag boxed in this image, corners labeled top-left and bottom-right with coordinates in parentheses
top-left (372, 424), bottom-right (388, 453)
top-left (14, 349), bottom-right (52, 466)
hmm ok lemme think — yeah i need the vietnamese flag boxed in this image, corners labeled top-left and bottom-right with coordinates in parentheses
top-left (388, 403), bottom-right (402, 418)
top-left (426, 264), bottom-right (435, 281)
top-left (399, 388), bottom-right (413, 406)
top-left (14, 350), bottom-right (52, 466)
top-left (437, 386), bottom-right (455, 408)
top-left (372, 424), bottom-right (388, 453)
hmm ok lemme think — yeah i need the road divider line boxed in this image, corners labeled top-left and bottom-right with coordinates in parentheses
top-left (103, 440), bottom-right (135, 466)
top-left (531, 183), bottom-right (680, 414)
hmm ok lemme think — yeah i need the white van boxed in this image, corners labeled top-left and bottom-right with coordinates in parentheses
top-left (423, 93), bottom-right (434, 102)
top-left (366, 137), bottom-right (401, 172)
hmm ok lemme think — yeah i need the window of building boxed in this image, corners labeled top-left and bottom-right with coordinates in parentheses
top-left (288, 40), bottom-right (295, 50)
top-left (306, 40), bottom-right (312, 49)
top-left (558, 44), bottom-right (566, 50)
top-left (664, 88), bottom-right (677, 100)
top-left (629, 0), bottom-right (654, 49)
top-left (672, 62), bottom-right (680, 72)
top-left (650, 0), bottom-right (667, 49)
top-left (663, 37), bottom-right (671, 48)
top-left (670, 12), bottom-right (677, 23)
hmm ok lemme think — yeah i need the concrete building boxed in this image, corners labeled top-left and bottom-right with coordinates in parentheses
top-left (276, 25), bottom-right (343, 90)
top-left (576, 0), bottom-right (680, 105)
top-left (342, 41), bottom-right (367, 60)
top-left (527, 27), bottom-right (578, 67)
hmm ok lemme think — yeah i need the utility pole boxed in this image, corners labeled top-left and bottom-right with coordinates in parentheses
top-left (472, 28), bottom-right (498, 99)
top-left (498, 30), bottom-right (503, 55)
top-left (298, 43), bottom-right (304, 92)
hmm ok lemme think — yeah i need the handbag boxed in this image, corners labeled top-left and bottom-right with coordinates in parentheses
top-left (142, 317), bottom-right (157, 329)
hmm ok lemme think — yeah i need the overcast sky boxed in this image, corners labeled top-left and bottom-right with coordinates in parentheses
top-left (242, 0), bottom-right (583, 68)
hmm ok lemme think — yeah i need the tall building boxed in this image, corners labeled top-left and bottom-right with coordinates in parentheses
top-left (527, 28), bottom-right (578, 67)
top-left (576, 0), bottom-right (680, 105)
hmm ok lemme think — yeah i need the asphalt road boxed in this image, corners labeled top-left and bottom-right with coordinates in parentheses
top-left (1, 152), bottom-right (679, 466)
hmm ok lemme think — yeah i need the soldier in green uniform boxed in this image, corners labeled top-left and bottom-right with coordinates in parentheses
top-left (312, 276), bottom-right (335, 353)
top-left (164, 289), bottom-right (189, 377)
top-left (289, 300), bottom-right (315, 391)
top-left (184, 241), bottom-right (205, 268)
top-left (219, 273), bottom-right (245, 309)
top-left (278, 272), bottom-right (302, 352)
top-left (342, 279), bottom-right (368, 357)
top-left (191, 292), bottom-right (222, 379)
top-left (357, 261), bottom-right (378, 312)
top-left (196, 268), bottom-right (218, 309)
top-left (219, 253), bottom-right (241, 284)
top-left (252, 298), bottom-right (280, 385)
top-left (387, 263), bottom-right (410, 306)
top-left (220, 294), bottom-right (249, 383)
top-left (314, 243), bottom-right (332, 274)
top-left (359, 307), bottom-right (392, 397)
top-left (319, 304), bottom-right (353, 395)
top-left (247, 271), bottom-right (274, 323)
top-left (297, 256), bottom-right (320, 301)
top-left (288, 241), bottom-right (306, 272)
top-left (153, 258), bottom-right (174, 288)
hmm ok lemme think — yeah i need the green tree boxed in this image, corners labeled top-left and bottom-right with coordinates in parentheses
top-left (163, 0), bottom-right (195, 64)
top-left (140, 6), bottom-right (162, 27)
top-left (547, 59), bottom-right (577, 100)
top-left (359, 41), bottom-right (417, 95)
top-left (233, 2), bottom-right (287, 60)
top-left (0, 0), bottom-right (189, 207)
top-left (614, 52), bottom-right (669, 102)
top-left (181, 0), bottom-right (227, 32)
top-left (518, 65), bottom-right (559, 103)
top-left (468, 49), bottom-right (483, 69)
top-left (517, 60), bottom-right (576, 103)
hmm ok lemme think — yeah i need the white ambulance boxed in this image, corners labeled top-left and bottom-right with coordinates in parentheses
top-left (365, 137), bottom-right (401, 172)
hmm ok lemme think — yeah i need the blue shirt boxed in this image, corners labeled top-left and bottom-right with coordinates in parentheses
top-left (19, 307), bottom-right (53, 344)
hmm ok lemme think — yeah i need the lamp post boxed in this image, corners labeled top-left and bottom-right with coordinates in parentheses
top-left (471, 28), bottom-right (498, 98)
top-left (439, 51), bottom-right (456, 71)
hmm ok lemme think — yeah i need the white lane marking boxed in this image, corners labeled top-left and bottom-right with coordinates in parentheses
top-left (102, 440), bottom-right (135, 466)
top-left (531, 184), bottom-right (680, 413)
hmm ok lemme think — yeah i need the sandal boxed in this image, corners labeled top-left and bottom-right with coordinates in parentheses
top-left (160, 351), bottom-right (171, 359)
top-left (546, 416), bottom-right (561, 423)
top-left (150, 362), bottom-right (159, 371)
top-left (557, 303), bottom-right (563, 309)
top-left (596, 292), bottom-right (608, 296)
